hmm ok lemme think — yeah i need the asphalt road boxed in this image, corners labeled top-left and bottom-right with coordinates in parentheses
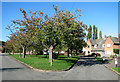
top-left (1, 54), bottom-right (119, 80)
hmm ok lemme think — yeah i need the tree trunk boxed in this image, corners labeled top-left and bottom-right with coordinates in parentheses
top-left (29, 51), bottom-right (30, 55)
top-left (67, 49), bottom-right (69, 57)
top-left (76, 50), bottom-right (77, 55)
top-left (36, 49), bottom-right (38, 56)
top-left (43, 50), bottom-right (44, 55)
top-left (20, 49), bottom-right (21, 57)
top-left (32, 50), bottom-right (33, 55)
top-left (71, 49), bottom-right (73, 58)
top-left (49, 49), bottom-right (51, 62)
top-left (22, 47), bottom-right (26, 58)
top-left (12, 49), bottom-right (14, 55)
top-left (58, 51), bottom-right (59, 55)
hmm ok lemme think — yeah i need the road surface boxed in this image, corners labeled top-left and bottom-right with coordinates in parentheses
top-left (1, 54), bottom-right (119, 80)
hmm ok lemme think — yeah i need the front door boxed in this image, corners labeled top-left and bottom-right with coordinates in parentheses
top-left (107, 50), bottom-right (111, 54)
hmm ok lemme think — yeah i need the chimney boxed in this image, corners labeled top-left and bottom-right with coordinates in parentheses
top-left (104, 35), bottom-right (107, 39)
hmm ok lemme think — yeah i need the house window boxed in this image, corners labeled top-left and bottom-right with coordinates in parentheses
top-left (88, 45), bottom-right (89, 48)
top-left (94, 44), bottom-right (97, 48)
top-left (102, 44), bottom-right (105, 48)
top-left (107, 44), bottom-right (111, 47)
top-left (107, 50), bottom-right (111, 54)
top-left (88, 51), bottom-right (90, 53)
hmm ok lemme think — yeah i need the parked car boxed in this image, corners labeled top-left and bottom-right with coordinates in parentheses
top-left (91, 53), bottom-right (101, 57)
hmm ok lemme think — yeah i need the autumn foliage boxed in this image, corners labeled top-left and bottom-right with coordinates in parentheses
top-left (6, 5), bottom-right (87, 58)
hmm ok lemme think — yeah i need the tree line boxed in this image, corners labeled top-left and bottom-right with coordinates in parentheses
top-left (87, 25), bottom-right (102, 40)
top-left (5, 5), bottom-right (87, 58)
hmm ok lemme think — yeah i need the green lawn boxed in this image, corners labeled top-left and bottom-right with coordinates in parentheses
top-left (112, 67), bottom-right (120, 72)
top-left (96, 57), bottom-right (103, 61)
top-left (8, 54), bottom-right (80, 71)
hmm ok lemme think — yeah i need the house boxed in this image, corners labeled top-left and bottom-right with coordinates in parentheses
top-left (85, 36), bottom-right (120, 57)
top-left (85, 38), bottom-right (105, 56)
top-left (104, 37), bottom-right (120, 56)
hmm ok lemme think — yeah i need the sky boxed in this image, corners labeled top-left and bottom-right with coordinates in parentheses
top-left (1, 2), bottom-right (118, 42)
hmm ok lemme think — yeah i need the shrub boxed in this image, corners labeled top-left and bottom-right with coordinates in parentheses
top-left (16, 50), bottom-right (19, 53)
top-left (53, 53), bottom-right (59, 59)
top-left (6, 50), bottom-right (11, 53)
top-left (115, 54), bottom-right (117, 57)
top-left (72, 51), bottom-right (76, 55)
top-left (113, 49), bottom-right (119, 54)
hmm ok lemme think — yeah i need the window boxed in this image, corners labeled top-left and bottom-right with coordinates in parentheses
top-left (88, 51), bottom-right (90, 53)
top-left (102, 44), bottom-right (105, 48)
top-left (107, 50), bottom-right (111, 54)
top-left (88, 45), bottom-right (89, 48)
top-left (107, 44), bottom-right (111, 47)
top-left (94, 44), bottom-right (97, 48)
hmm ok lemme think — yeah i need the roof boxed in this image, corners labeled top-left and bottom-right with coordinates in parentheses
top-left (90, 39), bottom-right (105, 45)
top-left (89, 39), bottom-right (106, 51)
top-left (89, 37), bottom-right (119, 51)
top-left (110, 37), bottom-right (119, 43)
top-left (114, 42), bottom-right (120, 45)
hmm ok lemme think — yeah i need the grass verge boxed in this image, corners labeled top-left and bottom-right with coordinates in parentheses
top-left (8, 54), bottom-right (80, 71)
top-left (112, 67), bottom-right (120, 72)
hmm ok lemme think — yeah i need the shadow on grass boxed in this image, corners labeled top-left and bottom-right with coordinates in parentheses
top-left (27, 54), bottom-right (49, 58)
top-left (57, 58), bottom-right (77, 63)
top-left (38, 56), bottom-right (49, 58)
top-left (57, 56), bottom-right (68, 58)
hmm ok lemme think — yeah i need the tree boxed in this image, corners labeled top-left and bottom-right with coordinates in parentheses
top-left (5, 40), bottom-right (13, 54)
top-left (1, 41), bottom-right (5, 53)
top-left (108, 35), bottom-right (112, 38)
top-left (6, 5), bottom-right (87, 59)
top-left (5, 36), bottom-right (17, 55)
top-left (95, 27), bottom-right (98, 39)
top-left (89, 25), bottom-right (92, 39)
top-left (93, 25), bottom-right (96, 39)
top-left (87, 25), bottom-right (92, 40)
top-left (99, 30), bottom-right (102, 39)
top-left (7, 8), bottom-right (44, 58)
top-left (113, 49), bottom-right (119, 54)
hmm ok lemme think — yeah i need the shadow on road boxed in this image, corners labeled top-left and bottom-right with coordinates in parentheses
top-left (0, 67), bottom-right (23, 71)
top-left (0, 54), bottom-right (8, 56)
top-left (75, 56), bottom-right (105, 67)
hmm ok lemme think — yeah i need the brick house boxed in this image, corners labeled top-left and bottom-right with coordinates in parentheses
top-left (85, 36), bottom-right (120, 57)
top-left (104, 37), bottom-right (120, 56)
top-left (85, 38), bottom-right (105, 56)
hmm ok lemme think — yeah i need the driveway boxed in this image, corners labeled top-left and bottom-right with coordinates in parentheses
top-left (1, 54), bottom-right (119, 80)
